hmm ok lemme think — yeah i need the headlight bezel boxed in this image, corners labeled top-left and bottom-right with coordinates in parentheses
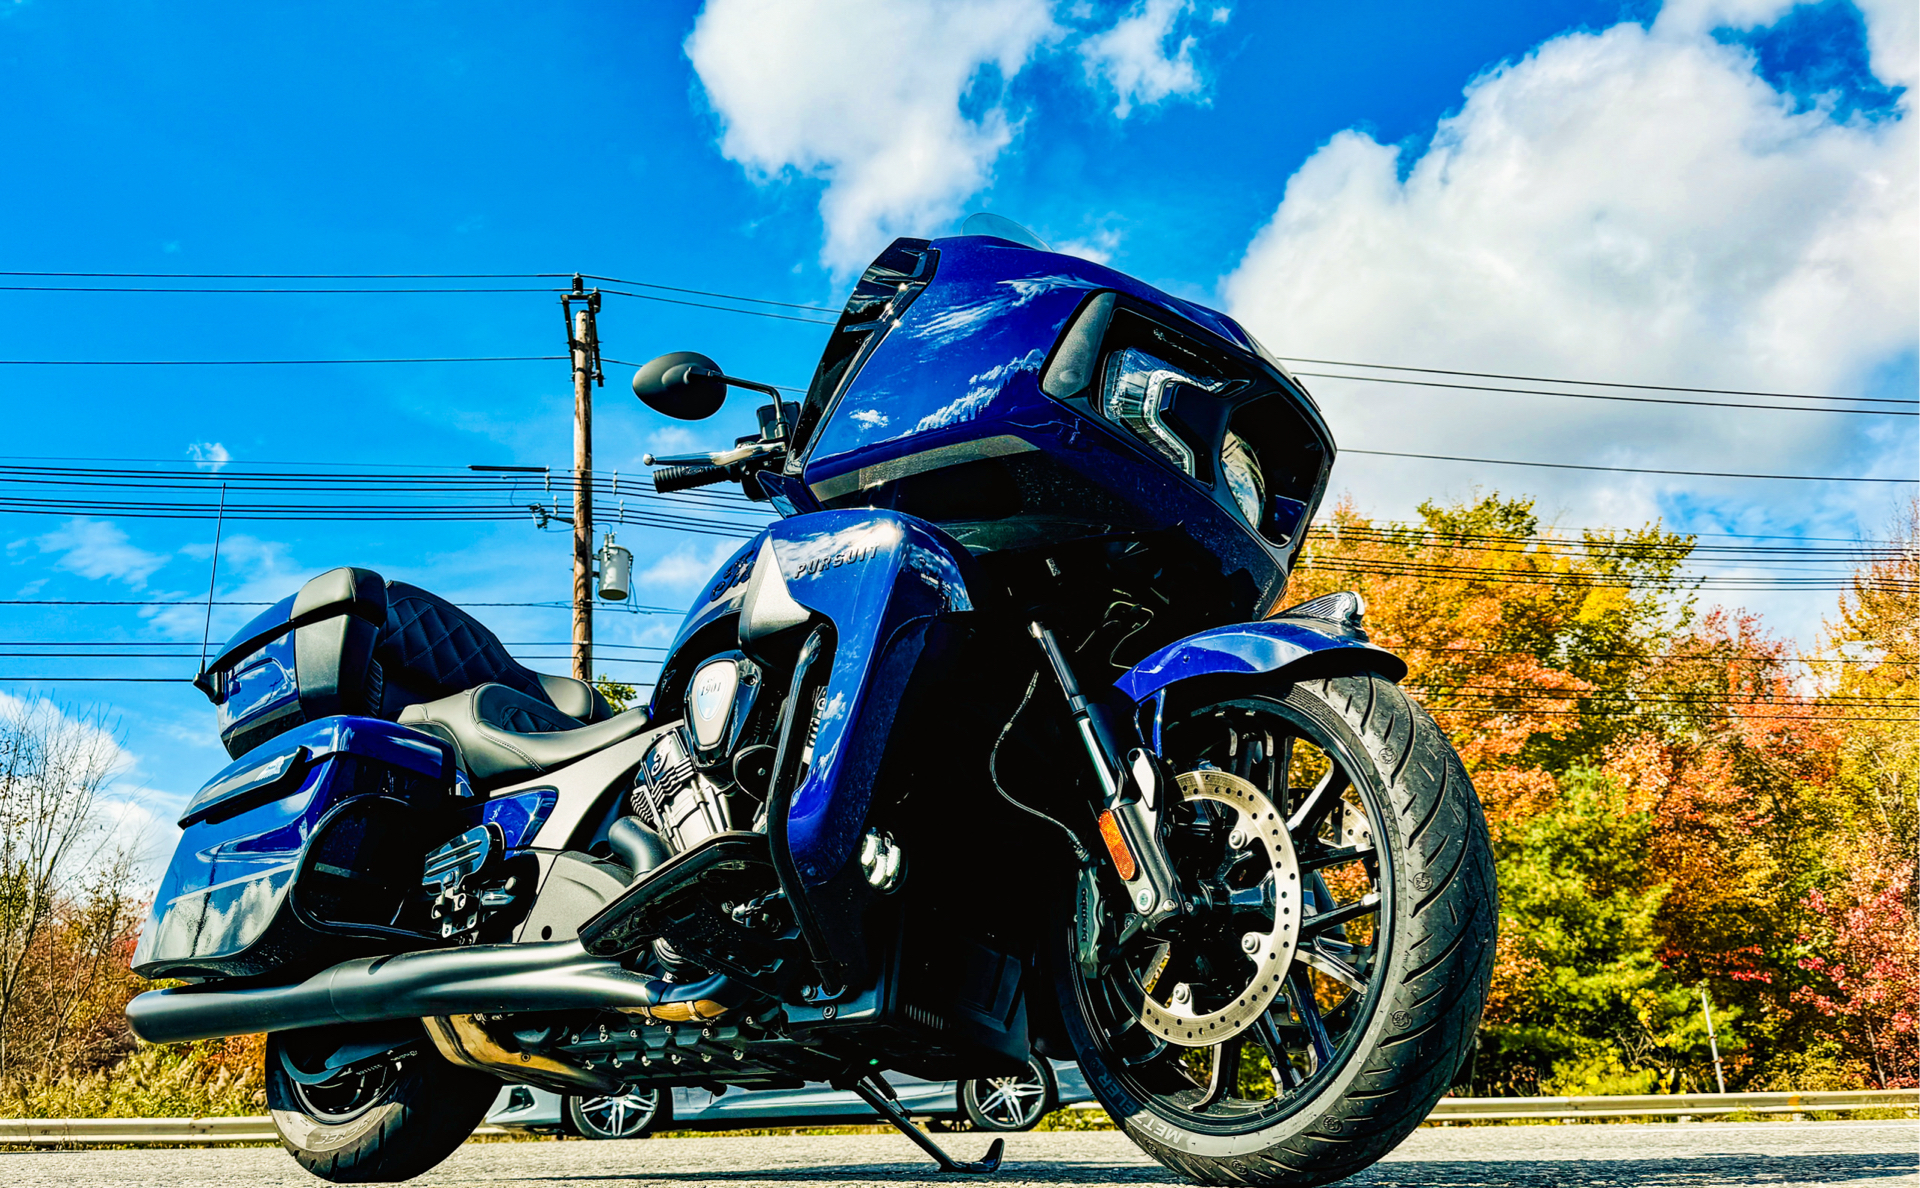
top-left (1043, 296), bottom-right (1328, 549)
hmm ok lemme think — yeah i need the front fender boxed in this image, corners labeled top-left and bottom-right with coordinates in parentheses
top-left (1115, 616), bottom-right (1406, 746)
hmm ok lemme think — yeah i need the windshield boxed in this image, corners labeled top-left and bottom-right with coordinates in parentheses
top-left (787, 238), bottom-right (939, 464)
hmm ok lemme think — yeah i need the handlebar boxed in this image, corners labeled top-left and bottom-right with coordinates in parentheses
top-left (653, 463), bottom-right (733, 493)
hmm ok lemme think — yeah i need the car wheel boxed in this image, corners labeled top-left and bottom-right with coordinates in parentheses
top-left (959, 1056), bottom-right (1056, 1132)
top-left (565, 1088), bottom-right (667, 1139)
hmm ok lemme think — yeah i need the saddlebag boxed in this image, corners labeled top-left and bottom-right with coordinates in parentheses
top-left (131, 715), bottom-right (463, 980)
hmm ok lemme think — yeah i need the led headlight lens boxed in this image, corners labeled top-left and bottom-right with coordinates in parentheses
top-left (1100, 347), bottom-right (1223, 475)
top-left (1220, 431), bottom-right (1265, 525)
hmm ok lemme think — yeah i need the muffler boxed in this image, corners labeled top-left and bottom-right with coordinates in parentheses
top-left (126, 940), bottom-right (676, 1044)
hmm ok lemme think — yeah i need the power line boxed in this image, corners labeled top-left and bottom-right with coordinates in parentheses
top-left (0, 599), bottom-right (685, 613)
top-left (1277, 356), bottom-right (1919, 406)
top-left (0, 268), bottom-right (1905, 407)
top-left (0, 285), bottom-right (565, 295)
top-left (0, 269), bottom-right (846, 315)
top-left (581, 273), bottom-right (841, 315)
top-left (0, 356), bottom-right (566, 366)
top-left (1346, 449), bottom-right (1919, 484)
top-left (1296, 371), bottom-right (1914, 416)
top-left (597, 286), bottom-right (836, 326)
top-left (0, 271), bottom-right (571, 279)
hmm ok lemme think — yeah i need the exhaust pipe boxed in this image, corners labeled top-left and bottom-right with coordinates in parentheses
top-left (126, 940), bottom-right (670, 1044)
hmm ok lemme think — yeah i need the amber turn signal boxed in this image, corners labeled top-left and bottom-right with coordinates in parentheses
top-left (1097, 809), bottom-right (1137, 881)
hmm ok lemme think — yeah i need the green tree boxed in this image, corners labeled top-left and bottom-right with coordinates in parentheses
top-left (1477, 768), bottom-right (1717, 1095)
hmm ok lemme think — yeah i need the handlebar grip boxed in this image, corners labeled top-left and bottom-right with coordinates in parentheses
top-left (653, 464), bottom-right (731, 493)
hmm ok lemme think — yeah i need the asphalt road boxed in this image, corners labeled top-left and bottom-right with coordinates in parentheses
top-left (0, 1120), bottom-right (1910, 1187)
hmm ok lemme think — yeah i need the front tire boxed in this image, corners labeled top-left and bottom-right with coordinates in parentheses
top-left (266, 1026), bottom-right (499, 1183)
top-left (1057, 672), bottom-right (1496, 1187)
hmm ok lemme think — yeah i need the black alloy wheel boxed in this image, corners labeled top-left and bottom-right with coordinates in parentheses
top-left (1056, 672), bottom-right (1496, 1187)
top-left (566, 1088), bottom-right (667, 1139)
top-left (959, 1055), bottom-right (1057, 1131)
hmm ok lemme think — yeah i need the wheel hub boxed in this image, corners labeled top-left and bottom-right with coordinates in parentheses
top-left (1133, 769), bottom-right (1301, 1048)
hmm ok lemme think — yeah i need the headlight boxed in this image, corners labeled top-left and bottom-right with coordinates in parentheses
top-left (1220, 431), bottom-right (1264, 525)
top-left (1099, 347), bottom-right (1223, 475)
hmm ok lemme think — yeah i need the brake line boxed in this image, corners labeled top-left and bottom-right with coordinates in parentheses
top-left (989, 668), bottom-right (1092, 864)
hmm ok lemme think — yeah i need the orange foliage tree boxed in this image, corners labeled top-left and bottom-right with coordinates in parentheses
top-left (1280, 492), bottom-right (1917, 1093)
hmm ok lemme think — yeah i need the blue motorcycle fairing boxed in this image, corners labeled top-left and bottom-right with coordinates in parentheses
top-left (655, 510), bottom-right (977, 887)
top-left (1114, 617), bottom-right (1408, 750)
top-left (793, 236), bottom-right (1330, 618)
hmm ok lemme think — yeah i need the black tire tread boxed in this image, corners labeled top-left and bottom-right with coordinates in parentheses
top-left (266, 1036), bottom-right (499, 1183)
top-left (1101, 671), bottom-right (1497, 1187)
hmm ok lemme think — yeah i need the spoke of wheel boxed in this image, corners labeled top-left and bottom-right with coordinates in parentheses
top-left (1288, 968), bottom-right (1335, 1069)
top-left (1297, 844), bottom-right (1367, 874)
top-left (1194, 1037), bottom-right (1241, 1109)
top-left (1252, 1010), bottom-right (1301, 1091)
top-left (1286, 767), bottom-right (1351, 836)
top-left (1300, 891), bottom-right (1381, 940)
top-left (1297, 945), bottom-right (1369, 993)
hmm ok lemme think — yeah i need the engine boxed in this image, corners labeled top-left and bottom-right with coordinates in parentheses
top-left (630, 651), bottom-right (780, 853)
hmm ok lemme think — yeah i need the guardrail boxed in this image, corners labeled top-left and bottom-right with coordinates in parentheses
top-left (0, 1116), bottom-right (511, 1145)
top-left (1425, 1088), bottom-right (1918, 1121)
top-left (2, 1089), bottom-right (1912, 1145)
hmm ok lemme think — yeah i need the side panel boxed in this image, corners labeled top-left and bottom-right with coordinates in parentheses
top-left (750, 510), bottom-right (977, 885)
top-left (133, 716), bottom-right (456, 980)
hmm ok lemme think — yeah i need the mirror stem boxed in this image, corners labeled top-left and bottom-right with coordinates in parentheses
top-left (691, 368), bottom-right (789, 438)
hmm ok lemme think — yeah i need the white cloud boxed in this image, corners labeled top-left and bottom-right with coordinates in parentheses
top-left (34, 518), bottom-right (169, 589)
top-left (686, 0), bottom-right (1226, 271)
top-left (637, 538), bottom-right (744, 595)
top-left (148, 533), bottom-right (304, 638)
top-left (1056, 225), bottom-right (1124, 263)
top-left (686, 0), bottom-right (1063, 272)
top-left (1853, 0), bottom-right (1919, 87)
top-left (1221, 5), bottom-right (1915, 640)
top-left (1080, 0), bottom-right (1208, 117)
top-left (644, 426), bottom-right (705, 457)
top-left (186, 441), bottom-right (230, 471)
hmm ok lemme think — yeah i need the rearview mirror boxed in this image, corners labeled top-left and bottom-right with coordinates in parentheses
top-left (632, 351), bottom-right (727, 421)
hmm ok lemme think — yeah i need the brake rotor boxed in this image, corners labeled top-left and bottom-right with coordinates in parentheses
top-left (1133, 769), bottom-right (1302, 1049)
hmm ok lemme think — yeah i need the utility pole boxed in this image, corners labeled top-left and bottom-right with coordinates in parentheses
top-left (564, 276), bottom-right (603, 683)
top-left (1700, 987), bottom-right (1727, 1093)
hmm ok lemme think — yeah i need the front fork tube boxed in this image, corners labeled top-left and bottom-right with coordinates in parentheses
top-left (1028, 622), bottom-right (1185, 935)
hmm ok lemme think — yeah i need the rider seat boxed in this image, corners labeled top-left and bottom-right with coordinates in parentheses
top-left (398, 683), bottom-right (652, 789)
top-left (373, 579), bottom-right (652, 788)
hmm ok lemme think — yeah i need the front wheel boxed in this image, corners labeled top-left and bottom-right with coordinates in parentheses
top-left (1056, 672), bottom-right (1496, 1187)
top-left (266, 1025), bottom-right (499, 1183)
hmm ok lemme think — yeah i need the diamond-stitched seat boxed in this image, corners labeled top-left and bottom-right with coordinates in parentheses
top-left (368, 580), bottom-right (649, 787)
top-left (372, 582), bottom-right (613, 724)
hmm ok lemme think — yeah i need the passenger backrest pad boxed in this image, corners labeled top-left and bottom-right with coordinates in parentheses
top-left (374, 581), bottom-right (551, 717)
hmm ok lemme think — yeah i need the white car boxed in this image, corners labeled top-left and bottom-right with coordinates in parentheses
top-left (488, 1054), bottom-right (1090, 1139)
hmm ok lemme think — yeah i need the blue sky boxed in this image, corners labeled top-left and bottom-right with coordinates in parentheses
top-left (0, 0), bottom-right (1912, 856)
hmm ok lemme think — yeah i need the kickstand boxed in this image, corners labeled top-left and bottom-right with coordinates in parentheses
top-left (847, 1074), bottom-right (1005, 1174)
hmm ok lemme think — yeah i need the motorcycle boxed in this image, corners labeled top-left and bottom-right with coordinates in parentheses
top-left (126, 232), bottom-right (1496, 1185)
